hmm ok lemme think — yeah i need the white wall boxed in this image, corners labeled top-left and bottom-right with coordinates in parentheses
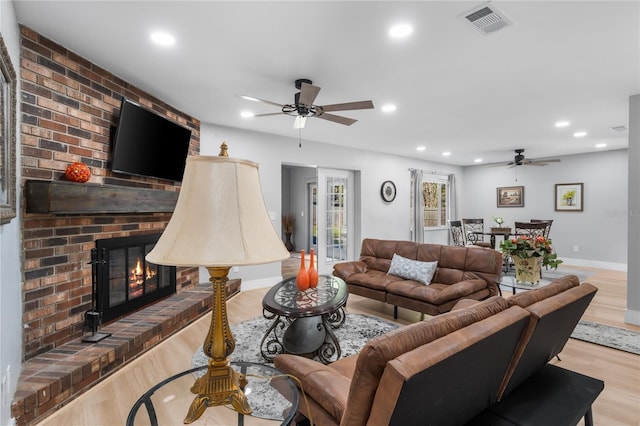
top-left (462, 149), bottom-right (628, 268)
top-left (0, 2), bottom-right (22, 424)
top-left (200, 123), bottom-right (463, 287)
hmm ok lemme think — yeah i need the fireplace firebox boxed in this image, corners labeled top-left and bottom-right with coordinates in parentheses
top-left (94, 233), bottom-right (176, 324)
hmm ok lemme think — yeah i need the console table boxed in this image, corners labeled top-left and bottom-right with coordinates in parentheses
top-left (466, 364), bottom-right (604, 426)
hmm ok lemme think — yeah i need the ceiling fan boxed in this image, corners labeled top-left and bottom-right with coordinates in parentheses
top-left (243, 78), bottom-right (374, 128)
top-left (488, 149), bottom-right (561, 168)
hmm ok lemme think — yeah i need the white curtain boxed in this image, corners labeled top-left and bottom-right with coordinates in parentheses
top-left (448, 173), bottom-right (458, 222)
top-left (410, 169), bottom-right (424, 243)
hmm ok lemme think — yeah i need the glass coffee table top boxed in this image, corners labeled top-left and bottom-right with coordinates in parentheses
top-left (127, 362), bottom-right (298, 426)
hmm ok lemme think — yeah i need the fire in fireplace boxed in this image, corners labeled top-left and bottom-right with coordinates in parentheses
top-left (94, 233), bottom-right (176, 323)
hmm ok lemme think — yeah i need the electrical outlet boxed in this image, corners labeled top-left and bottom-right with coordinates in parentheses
top-left (573, 245), bottom-right (579, 253)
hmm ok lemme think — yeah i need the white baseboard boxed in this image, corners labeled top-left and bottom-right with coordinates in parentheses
top-left (625, 309), bottom-right (640, 326)
top-left (562, 257), bottom-right (627, 272)
top-left (241, 276), bottom-right (283, 291)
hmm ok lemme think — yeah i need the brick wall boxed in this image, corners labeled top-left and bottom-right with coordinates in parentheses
top-left (19, 26), bottom-right (201, 361)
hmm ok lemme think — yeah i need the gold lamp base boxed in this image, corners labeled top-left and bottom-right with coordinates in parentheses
top-left (184, 266), bottom-right (252, 424)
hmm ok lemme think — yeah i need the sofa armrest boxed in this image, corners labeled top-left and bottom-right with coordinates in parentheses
top-left (274, 354), bottom-right (351, 422)
top-left (333, 260), bottom-right (368, 280)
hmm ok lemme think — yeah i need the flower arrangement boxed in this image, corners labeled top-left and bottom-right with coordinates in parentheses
top-left (499, 235), bottom-right (563, 269)
top-left (492, 216), bottom-right (504, 227)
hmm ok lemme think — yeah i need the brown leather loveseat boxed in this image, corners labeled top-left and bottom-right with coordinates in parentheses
top-left (275, 275), bottom-right (600, 426)
top-left (333, 238), bottom-right (502, 317)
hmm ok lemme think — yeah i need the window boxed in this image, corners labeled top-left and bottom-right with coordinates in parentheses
top-left (422, 179), bottom-right (448, 228)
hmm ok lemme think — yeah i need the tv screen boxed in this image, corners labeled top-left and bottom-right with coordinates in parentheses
top-left (111, 98), bottom-right (192, 182)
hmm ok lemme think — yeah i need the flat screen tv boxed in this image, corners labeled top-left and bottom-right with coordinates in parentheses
top-left (111, 98), bottom-right (192, 182)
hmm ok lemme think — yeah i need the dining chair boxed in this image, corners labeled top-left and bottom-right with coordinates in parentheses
top-left (461, 218), bottom-right (492, 248)
top-left (514, 221), bottom-right (548, 239)
top-left (531, 219), bottom-right (553, 239)
top-left (449, 220), bottom-right (466, 246)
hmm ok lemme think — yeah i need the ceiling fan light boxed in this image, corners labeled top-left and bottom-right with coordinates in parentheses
top-left (240, 111), bottom-right (254, 118)
top-left (293, 116), bottom-right (306, 129)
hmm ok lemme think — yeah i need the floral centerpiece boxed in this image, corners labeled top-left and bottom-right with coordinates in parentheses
top-left (500, 235), bottom-right (562, 282)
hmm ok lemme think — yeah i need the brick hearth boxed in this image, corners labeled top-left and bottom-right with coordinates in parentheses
top-left (11, 284), bottom-right (216, 426)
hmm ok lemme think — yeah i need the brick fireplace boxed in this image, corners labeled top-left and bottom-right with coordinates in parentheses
top-left (13, 27), bottom-right (206, 425)
top-left (19, 26), bottom-right (201, 361)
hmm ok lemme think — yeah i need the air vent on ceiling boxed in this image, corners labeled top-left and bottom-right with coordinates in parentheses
top-left (462, 2), bottom-right (513, 35)
top-left (610, 125), bottom-right (628, 132)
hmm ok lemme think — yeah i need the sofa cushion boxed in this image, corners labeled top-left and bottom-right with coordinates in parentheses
top-left (387, 254), bottom-right (438, 285)
top-left (387, 278), bottom-right (488, 304)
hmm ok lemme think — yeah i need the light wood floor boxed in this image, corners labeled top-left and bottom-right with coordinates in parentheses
top-left (37, 264), bottom-right (640, 426)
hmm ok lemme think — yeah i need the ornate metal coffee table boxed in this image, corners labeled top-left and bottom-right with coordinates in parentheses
top-left (261, 275), bottom-right (348, 364)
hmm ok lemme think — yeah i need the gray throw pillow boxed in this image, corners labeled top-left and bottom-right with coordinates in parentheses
top-left (387, 254), bottom-right (438, 285)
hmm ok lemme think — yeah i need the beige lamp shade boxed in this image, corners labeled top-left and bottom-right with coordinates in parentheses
top-left (146, 155), bottom-right (290, 267)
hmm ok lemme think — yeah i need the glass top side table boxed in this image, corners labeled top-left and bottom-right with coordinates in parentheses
top-left (127, 361), bottom-right (299, 426)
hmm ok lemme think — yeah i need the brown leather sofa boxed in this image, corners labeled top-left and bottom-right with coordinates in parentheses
top-left (274, 275), bottom-right (599, 426)
top-left (332, 238), bottom-right (502, 317)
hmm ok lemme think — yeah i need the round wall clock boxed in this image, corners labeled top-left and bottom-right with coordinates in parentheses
top-left (381, 180), bottom-right (396, 202)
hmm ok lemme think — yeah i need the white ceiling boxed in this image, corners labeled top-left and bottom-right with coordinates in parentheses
top-left (13, 1), bottom-right (640, 166)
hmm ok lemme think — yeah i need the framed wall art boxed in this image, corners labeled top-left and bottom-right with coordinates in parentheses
top-left (497, 186), bottom-right (524, 208)
top-left (0, 33), bottom-right (17, 225)
top-left (555, 183), bottom-right (583, 211)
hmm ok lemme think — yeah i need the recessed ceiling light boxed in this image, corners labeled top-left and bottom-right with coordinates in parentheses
top-left (389, 24), bottom-right (413, 38)
top-left (382, 104), bottom-right (397, 113)
top-left (474, 158), bottom-right (483, 163)
top-left (573, 131), bottom-right (588, 138)
top-left (595, 143), bottom-right (607, 148)
top-left (416, 146), bottom-right (426, 151)
top-left (150, 31), bottom-right (175, 47)
top-left (555, 121), bottom-right (570, 128)
top-left (442, 151), bottom-right (451, 156)
top-left (240, 111), bottom-right (254, 118)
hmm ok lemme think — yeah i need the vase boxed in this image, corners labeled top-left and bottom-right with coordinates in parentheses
top-left (308, 248), bottom-right (318, 288)
top-left (296, 250), bottom-right (309, 291)
top-left (284, 232), bottom-right (294, 252)
top-left (512, 255), bottom-right (542, 283)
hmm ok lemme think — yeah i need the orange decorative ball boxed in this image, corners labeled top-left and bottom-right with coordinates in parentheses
top-left (65, 162), bottom-right (91, 183)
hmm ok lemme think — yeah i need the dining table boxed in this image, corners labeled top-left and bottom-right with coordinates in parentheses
top-left (472, 229), bottom-right (513, 249)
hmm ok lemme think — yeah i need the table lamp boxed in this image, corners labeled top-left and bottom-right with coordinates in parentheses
top-left (146, 143), bottom-right (290, 423)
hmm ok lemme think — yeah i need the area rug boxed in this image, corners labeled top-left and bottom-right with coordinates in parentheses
top-left (192, 313), bottom-right (398, 420)
top-left (570, 320), bottom-right (640, 355)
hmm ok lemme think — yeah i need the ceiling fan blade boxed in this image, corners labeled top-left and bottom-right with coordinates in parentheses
top-left (320, 100), bottom-right (374, 112)
top-left (298, 82), bottom-right (321, 107)
top-left (254, 112), bottom-right (284, 117)
top-left (316, 112), bottom-right (357, 126)
top-left (242, 96), bottom-right (284, 109)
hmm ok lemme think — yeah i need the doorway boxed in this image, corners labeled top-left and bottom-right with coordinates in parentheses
top-left (281, 164), bottom-right (359, 276)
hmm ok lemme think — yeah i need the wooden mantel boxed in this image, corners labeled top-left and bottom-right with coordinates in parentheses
top-left (25, 180), bottom-right (179, 214)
